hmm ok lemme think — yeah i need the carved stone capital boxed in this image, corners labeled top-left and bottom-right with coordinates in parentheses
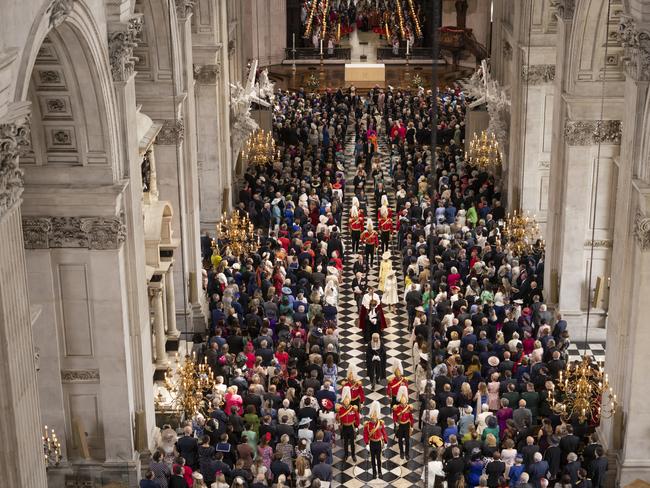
top-left (149, 286), bottom-right (164, 298)
top-left (618, 15), bottom-right (650, 81)
top-left (0, 116), bottom-right (30, 219)
top-left (521, 64), bottom-right (556, 84)
top-left (634, 209), bottom-right (650, 251)
top-left (155, 119), bottom-right (184, 145)
top-left (564, 120), bottom-right (622, 146)
top-left (584, 239), bottom-right (613, 248)
top-left (61, 369), bottom-right (100, 383)
top-left (47, 0), bottom-right (75, 28)
top-left (108, 15), bottom-right (143, 82)
top-left (175, 0), bottom-right (194, 19)
top-left (551, 0), bottom-right (575, 21)
top-left (22, 216), bottom-right (126, 250)
top-left (193, 64), bottom-right (221, 84)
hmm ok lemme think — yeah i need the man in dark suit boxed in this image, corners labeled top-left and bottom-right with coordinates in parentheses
top-left (563, 453), bottom-right (581, 487)
top-left (444, 447), bottom-right (466, 487)
top-left (520, 436), bottom-right (540, 468)
top-left (589, 447), bottom-right (608, 488)
top-left (438, 396), bottom-right (460, 429)
top-left (485, 451), bottom-right (506, 488)
top-left (560, 426), bottom-right (580, 465)
top-left (310, 430), bottom-right (332, 464)
top-left (544, 436), bottom-right (562, 484)
top-left (169, 465), bottom-right (189, 488)
top-left (176, 426), bottom-right (199, 470)
top-left (528, 452), bottom-right (550, 488)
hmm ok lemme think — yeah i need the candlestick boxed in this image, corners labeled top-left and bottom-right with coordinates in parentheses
top-left (320, 39), bottom-right (323, 55)
top-left (406, 40), bottom-right (410, 55)
top-left (292, 33), bottom-right (295, 51)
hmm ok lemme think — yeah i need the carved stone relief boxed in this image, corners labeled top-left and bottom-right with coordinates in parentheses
top-left (564, 120), bottom-right (622, 145)
top-left (0, 116), bottom-right (30, 219)
top-left (634, 208), bottom-right (650, 251)
top-left (521, 65), bottom-right (556, 84)
top-left (22, 216), bottom-right (127, 250)
top-left (108, 15), bottom-right (143, 82)
top-left (155, 119), bottom-right (185, 145)
top-left (47, 0), bottom-right (75, 28)
top-left (61, 369), bottom-right (100, 383)
top-left (618, 14), bottom-right (650, 81)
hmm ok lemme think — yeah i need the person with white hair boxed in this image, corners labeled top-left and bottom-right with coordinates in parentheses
top-left (363, 400), bottom-right (388, 479)
top-left (387, 358), bottom-right (408, 405)
top-left (392, 385), bottom-right (414, 460)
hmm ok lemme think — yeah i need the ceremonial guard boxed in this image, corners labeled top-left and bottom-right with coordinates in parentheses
top-left (377, 196), bottom-right (393, 253)
top-left (363, 400), bottom-right (388, 479)
top-left (360, 218), bottom-right (379, 268)
top-left (349, 198), bottom-right (365, 254)
top-left (386, 359), bottom-right (408, 405)
top-left (341, 365), bottom-right (366, 408)
top-left (392, 385), bottom-right (414, 460)
top-left (336, 386), bottom-right (360, 462)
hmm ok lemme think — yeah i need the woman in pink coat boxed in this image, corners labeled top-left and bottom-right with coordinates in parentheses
top-left (224, 385), bottom-right (243, 415)
top-left (487, 372), bottom-right (501, 411)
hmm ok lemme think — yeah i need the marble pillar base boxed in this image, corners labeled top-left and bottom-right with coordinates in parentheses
top-left (619, 461), bottom-right (650, 488)
top-left (46, 457), bottom-right (141, 488)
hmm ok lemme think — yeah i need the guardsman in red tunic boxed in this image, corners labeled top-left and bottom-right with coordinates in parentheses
top-left (336, 386), bottom-right (360, 462)
top-left (386, 359), bottom-right (408, 405)
top-left (363, 400), bottom-right (388, 479)
top-left (360, 218), bottom-right (379, 268)
top-left (392, 385), bottom-right (414, 460)
top-left (341, 364), bottom-right (365, 408)
top-left (349, 202), bottom-right (365, 254)
top-left (377, 196), bottom-right (394, 253)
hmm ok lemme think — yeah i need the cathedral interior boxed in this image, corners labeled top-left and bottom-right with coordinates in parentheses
top-left (0, 0), bottom-right (649, 487)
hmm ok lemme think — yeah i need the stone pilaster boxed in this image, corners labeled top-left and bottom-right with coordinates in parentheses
top-left (0, 104), bottom-right (47, 487)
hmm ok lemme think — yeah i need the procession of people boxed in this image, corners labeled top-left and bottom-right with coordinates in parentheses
top-left (144, 81), bottom-right (609, 488)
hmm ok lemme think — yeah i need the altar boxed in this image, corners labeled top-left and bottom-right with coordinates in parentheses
top-left (344, 63), bottom-right (386, 88)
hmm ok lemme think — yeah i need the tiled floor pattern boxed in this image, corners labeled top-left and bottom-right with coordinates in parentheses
top-left (331, 113), bottom-right (424, 488)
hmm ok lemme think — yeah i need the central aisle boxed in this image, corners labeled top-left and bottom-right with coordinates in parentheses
top-left (331, 110), bottom-right (424, 487)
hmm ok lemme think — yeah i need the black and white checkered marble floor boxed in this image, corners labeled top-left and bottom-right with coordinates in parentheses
top-left (567, 342), bottom-right (606, 364)
top-left (332, 116), bottom-right (424, 487)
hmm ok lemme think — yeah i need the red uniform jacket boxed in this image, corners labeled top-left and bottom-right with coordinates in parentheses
top-left (386, 375), bottom-right (409, 400)
top-left (379, 216), bottom-right (393, 233)
top-left (335, 403), bottom-right (360, 427)
top-left (342, 380), bottom-right (366, 403)
top-left (349, 214), bottom-right (365, 232)
top-left (360, 230), bottom-right (379, 246)
top-left (392, 403), bottom-right (414, 426)
top-left (363, 419), bottom-right (388, 444)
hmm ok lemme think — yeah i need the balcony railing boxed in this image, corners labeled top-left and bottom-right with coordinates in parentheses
top-left (284, 47), bottom-right (352, 61)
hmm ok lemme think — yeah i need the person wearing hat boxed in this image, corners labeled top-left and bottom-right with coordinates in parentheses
top-left (365, 333), bottom-right (387, 389)
top-left (341, 364), bottom-right (365, 408)
top-left (392, 385), bottom-right (414, 460)
top-left (360, 218), bottom-right (379, 268)
top-left (349, 202), bottom-right (364, 254)
top-left (387, 359), bottom-right (409, 405)
top-left (378, 250), bottom-right (393, 292)
top-left (335, 385), bottom-right (360, 462)
top-left (363, 400), bottom-right (388, 479)
top-left (378, 200), bottom-right (394, 254)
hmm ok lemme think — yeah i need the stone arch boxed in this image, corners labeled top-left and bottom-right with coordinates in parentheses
top-left (566, 0), bottom-right (625, 93)
top-left (14, 0), bottom-right (121, 183)
top-left (133, 0), bottom-right (184, 86)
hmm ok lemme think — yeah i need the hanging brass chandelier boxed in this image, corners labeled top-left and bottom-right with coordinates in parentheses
top-left (548, 355), bottom-right (618, 424)
top-left (501, 210), bottom-right (541, 256)
top-left (155, 353), bottom-right (217, 418)
top-left (242, 129), bottom-right (277, 167)
top-left (43, 425), bottom-right (62, 467)
top-left (466, 130), bottom-right (501, 172)
top-left (216, 211), bottom-right (258, 256)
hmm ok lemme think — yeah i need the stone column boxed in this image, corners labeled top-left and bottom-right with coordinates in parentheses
top-left (108, 14), bottom-right (157, 453)
top-left (150, 286), bottom-right (168, 366)
top-left (165, 265), bottom-right (180, 338)
top-left (0, 103), bottom-right (48, 487)
top-left (598, 12), bottom-right (650, 485)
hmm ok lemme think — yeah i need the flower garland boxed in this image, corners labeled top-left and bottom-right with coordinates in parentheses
top-left (407, 0), bottom-right (422, 38)
top-left (396, 0), bottom-right (405, 39)
top-left (304, 0), bottom-right (317, 37)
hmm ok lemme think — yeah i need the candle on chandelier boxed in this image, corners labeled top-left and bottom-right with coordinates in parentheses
top-left (406, 40), bottom-right (410, 55)
top-left (320, 39), bottom-right (323, 55)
